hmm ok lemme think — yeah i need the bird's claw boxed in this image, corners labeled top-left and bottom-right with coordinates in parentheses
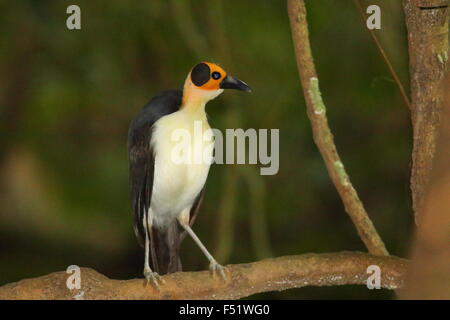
top-left (144, 268), bottom-right (164, 289)
top-left (209, 262), bottom-right (227, 280)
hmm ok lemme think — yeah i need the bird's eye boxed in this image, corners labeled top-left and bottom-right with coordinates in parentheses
top-left (211, 71), bottom-right (221, 80)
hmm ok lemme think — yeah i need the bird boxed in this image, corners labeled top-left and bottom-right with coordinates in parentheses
top-left (127, 62), bottom-right (251, 287)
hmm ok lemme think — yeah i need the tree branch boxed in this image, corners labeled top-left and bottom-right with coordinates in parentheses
top-left (399, 77), bottom-right (450, 299)
top-left (287, 0), bottom-right (388, 256)
top-left (403, 0), bottom-right (449, 222)
top-left (0, 252), bottom-right (407, 300)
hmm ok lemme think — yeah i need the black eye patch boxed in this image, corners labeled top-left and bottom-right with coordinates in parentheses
top-left (211, 71), bottom-right (221, 80)
top-left (191, 63), bottom-right (211, 86)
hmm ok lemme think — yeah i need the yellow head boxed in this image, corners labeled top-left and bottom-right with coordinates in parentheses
top-left (182, 62), bottom-right (251, 107)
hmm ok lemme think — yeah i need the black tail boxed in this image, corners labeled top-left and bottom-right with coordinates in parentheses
top-left (150, 221), bottom-right (182, 275)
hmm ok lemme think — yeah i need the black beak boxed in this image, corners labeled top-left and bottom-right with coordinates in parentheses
top-left (220, 75), bottom-right (252, 92)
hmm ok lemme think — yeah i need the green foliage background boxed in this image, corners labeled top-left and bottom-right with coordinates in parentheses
top-left (0, 0), bottom-right (412, 299)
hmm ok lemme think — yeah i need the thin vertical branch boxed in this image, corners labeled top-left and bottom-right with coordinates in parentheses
top-left (353, 0), bottom-right (411, 110)
top-left (287, 0), bottom-right (388, 256)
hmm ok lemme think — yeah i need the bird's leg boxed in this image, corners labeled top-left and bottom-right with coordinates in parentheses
top-left (178, 209), bottom-right (226, 280)
top-left (142, 211), bottom-right (164, 288)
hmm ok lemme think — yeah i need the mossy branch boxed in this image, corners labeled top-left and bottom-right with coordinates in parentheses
top-left (287, 0), bottom-right (388, 256)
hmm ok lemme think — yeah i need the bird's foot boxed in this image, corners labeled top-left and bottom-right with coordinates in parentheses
top-left (144, 268), bottom-right (164, 289)
top-left (209, 261), bottom-right (227, 280)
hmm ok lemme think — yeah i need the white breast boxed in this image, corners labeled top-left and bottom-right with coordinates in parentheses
top-left (150, 109), bottom-right (213, 227)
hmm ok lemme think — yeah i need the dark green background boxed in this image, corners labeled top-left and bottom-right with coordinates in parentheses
top-left (0, 0), bottom-right (413, 299)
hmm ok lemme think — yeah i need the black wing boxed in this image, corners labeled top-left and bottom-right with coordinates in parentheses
top-left (127, 89), bottom-right (182, 247)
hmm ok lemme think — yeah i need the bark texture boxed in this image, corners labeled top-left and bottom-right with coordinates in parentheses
top-left (0, 252), bottom-right (407, 300)
top-left (403, 0), bottom-right (449, 222)
top-left (399, 77), bottom-right (450, 299)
